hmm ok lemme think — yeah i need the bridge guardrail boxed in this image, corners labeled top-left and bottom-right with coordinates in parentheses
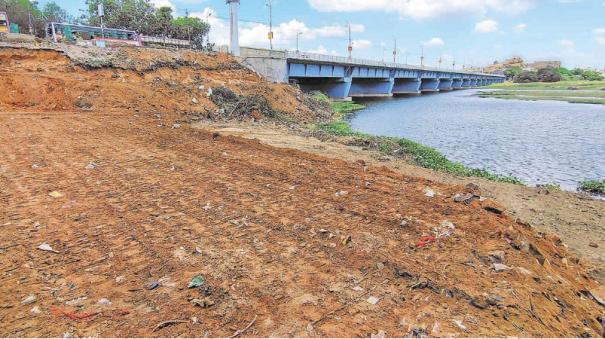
top-left (285, 50), bottom-right (503, 77)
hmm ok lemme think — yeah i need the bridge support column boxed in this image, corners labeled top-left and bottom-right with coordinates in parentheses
top-left (296, 77), bottom-right (352, 100)
top-left (470, 79), bottom-right (478, 87)
top-left (438, 79), bottom-right (453, 91)
top-left (462, 79), bottom-right (471, 88)
top-left (349, 77), bottom-right (394, 97)
top-left (452, 79), bottom-right (463, 89)
top-left (392, 78), bottom-right (421, 94)
top-left (420, 78), bottom-right (440, 92)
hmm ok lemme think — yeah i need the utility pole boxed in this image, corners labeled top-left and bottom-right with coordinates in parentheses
top-left (420, 46), bottom-right (425, 67)
top-left (226, 0), bottom-right (240, 56)
top-left (266, 0), bottom-right (273, 50)
top-left (347, 22), bottom-right (352, 60)
top-left (98, 2), bottom-right (105, 39)
top-left (296, 32), bottom-right (302, 52)
top-left (438, 54), bottom-right (443, 69)
top-left (393, 37), bottom-right (397, 63)
top-left (452, 58), bottom-right (456, 70)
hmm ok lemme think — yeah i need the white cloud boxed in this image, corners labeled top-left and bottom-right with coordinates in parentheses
top-left (422, 37), bottom-right (444, 47)
top-left (307, 45), bottom-right (339, 55)
top-left (150, 0), bottom-right (176, 11)
top-left (474, 19), bottom-right (498, 33)
top-left (192, 8), bottom-right (364, 49)
top-left (352, 39), bottom-right (372, 49)
top-left (515, 23), bottom-right (527, 33)
top-left (594, 28), bottom-right (605, 35)
top-left (558, 39), bottom-right (575, 53)
top-left (596, 37), bottom-right (605, 45)
top-left (306, 0), bottom-right (532, 20)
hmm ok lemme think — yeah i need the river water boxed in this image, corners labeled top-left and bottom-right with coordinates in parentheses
top-left (349, 89), bottom-right (605, 191)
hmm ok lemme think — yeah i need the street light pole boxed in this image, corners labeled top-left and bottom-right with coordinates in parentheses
top-left (347, 22), bottom-right (352, 59)
top-left (393, 37), bottom-right (397, 63)
top-left (266, 0), bottom-right (273, 50)
top-left (420, 46), bottom-right (425, 67)
top-left (296, 32), bottom-right (302, 52)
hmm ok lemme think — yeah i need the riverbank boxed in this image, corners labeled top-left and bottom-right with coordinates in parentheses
top-left (1, 44), bottom-right (605, 337)
top-left (310, 93), bottom-right (523, 185)
top-left (480, 80), bottom-right (605, 105)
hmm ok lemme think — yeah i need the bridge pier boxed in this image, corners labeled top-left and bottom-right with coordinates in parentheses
top-left (294, 77), bottom-right (352, 100)
top-left (470, 79), bottom-right (478, 87)
top-left (452, 78), bottom-right (463, 89)
top-left (420, 78), bottom-right (440, 92)
top-left (349, 77), bottom-right (394, 97)
top-left (438, 78), bottom-right (453, 91)
top-left (462, 79), bottom-right (471, 88)
top-left (392, 78), bottom-right (421, 94)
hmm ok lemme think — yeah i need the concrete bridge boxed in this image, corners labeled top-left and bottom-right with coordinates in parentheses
top-left (240, 48), bottom-right (504, 100)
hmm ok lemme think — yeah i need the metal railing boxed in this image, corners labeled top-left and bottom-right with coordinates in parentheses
top-left (285, 50), bottom-right (502, 77)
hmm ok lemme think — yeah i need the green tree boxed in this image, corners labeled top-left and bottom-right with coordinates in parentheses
top-left (41, 1), bottom-right (68, 22)
top-left (503, 66), bottom-right (522, 80)
top-left (171, 15), bottom-right (210, 48)
top-left (85, 0), bottom-right (156, 33)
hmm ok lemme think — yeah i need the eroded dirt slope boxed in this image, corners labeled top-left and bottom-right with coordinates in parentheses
top-left (0, 46), bottom-right (604, 337)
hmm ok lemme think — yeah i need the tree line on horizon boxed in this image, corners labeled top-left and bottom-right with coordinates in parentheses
top-left (504, 66), bottom-right (604, 83)
top-left (0, 0), bottom-right (210, 48)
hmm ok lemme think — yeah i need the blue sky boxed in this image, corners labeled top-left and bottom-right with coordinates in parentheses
top-left (47, 0), bottom-right (605, 68)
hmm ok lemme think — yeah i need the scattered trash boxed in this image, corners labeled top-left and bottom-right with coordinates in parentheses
top-left (84, 162), bottom-right (97, 170)
top-left (171, 123), bottom-right (181, 129)
top-left (37, 243), bottom-right (60, 253)
top-left (21, 294), bottom-right (36, 305)
top-left (589, 242), bottom-right (599, 248)
top-left (366, 296), bottom-right (380, 305)
top-left (492, 263), bottom-right (511, 272)
top-left (30, 306), bottom-right (42, 314)
top-left (51, 307), bottom-right (98, 320)
top-left (146, 281), bottom-right (160, 290)
top-left (189, 298), bottom-right (215, 308)
top-left (335, 190), bottom-right (348, 197)
top-left (152, 319), bottom-right (189, 332)
top-left (488, 250), bottom-right (505, 264)
top-left (115, 276), bottom-right (124, 284)
top-left (342, 235), bottom-right (352, 246)
top-left (453, 319), bottom-right (467, 331)
top-left (48, 191), bottom-right (64, 198)
top-left (187, 275), bottom-right (204, 289)
top-left (191, 98), bottom-right (199, 104)
top-left (31, 163), bottom-right (41, 169)
top-left (191, 316), bottom-right (199, 324)
top-left (352, 286), bottom-right (364, 292)
top-left (98, 298), bottom-right (112, 305)
top-left (416, 235), bottom-right (436, 248)
top-left (371, 330), bottom-right (387, 338)
top-left (422, 188), bottom-right (435, 198)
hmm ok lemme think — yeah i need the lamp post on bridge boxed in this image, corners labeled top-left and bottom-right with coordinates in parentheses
top-left (226, 0), bottom-right (240, 56)
top-left (296, 32), bottom-right (302, 52)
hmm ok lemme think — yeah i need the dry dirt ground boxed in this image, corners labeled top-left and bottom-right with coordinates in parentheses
top-left (1, 46), bottom-right (605, 338)
top-left (195, 121), bottom-right (605, 278)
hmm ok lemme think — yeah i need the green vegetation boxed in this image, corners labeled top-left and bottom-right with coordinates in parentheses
top-left (579, 180), bottom-right (605, 195)
top-left (0, 0), bottom-right (70, 35)
top-left (483, 80), bottom-right (605, 104)
top-left (85, 0), bottom-right (210, 48)
top-left (505, 66), bottom-right (604, 84)
top-left (311, 92), bottom-right (523, 185)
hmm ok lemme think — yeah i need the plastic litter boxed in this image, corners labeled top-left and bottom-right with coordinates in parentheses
top-left (188, 275), bottom-right (204, 289)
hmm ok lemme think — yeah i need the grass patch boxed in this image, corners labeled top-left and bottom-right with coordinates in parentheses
top-left (311, 92), bottom-right (523, 185)
top-left (487, 80), bottom-right (605, 90)
top-left (579, 180), bottom-right (605, 194)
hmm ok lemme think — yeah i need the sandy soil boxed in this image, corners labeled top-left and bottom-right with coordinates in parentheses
top-left (1, 46), bottom-right (605, 338)
top-left (195, 121), bottom-right (605, 278)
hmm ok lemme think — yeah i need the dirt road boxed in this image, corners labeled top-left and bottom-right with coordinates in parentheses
top-left (1, 46), bottom-right (604, 337)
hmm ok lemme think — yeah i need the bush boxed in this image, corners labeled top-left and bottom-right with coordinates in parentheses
top-left (504, 66), bottom-right (522, 80)
top-left (581, 70), bottom-right (604, 81)
top-left (513, 71), bottom-right (538, 83)
top-left (537, 68), bottom-right (561, 82)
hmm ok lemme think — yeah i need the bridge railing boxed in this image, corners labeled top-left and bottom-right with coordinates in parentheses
top-left (285, 50), bottom-right (502, 77)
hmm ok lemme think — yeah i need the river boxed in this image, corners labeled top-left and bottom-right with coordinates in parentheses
top-left (349, 89), bottom-right (605, 191)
